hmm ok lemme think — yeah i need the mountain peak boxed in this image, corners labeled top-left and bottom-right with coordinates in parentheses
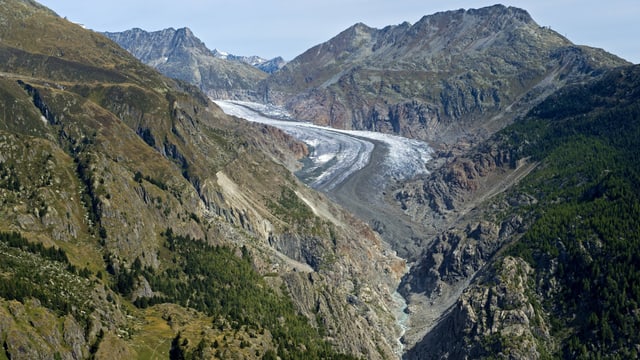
top-left (212, 48), bottom-right (229, 59)
top-left (423, 4), bottom-right (532, 21)
top-left (175, 26), bottom-right (194, 37)
top-left (351, 22), bottom-right (374, 30)
top-left (265, 4), bottom-right (627, 142)
top-left (409, 4), bottom-right (536, 39)
top-left (471, 4), bottom-right (533, 21)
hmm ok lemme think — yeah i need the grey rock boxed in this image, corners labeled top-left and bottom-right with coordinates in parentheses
top-left (103, 27), bottom-right (269, 98)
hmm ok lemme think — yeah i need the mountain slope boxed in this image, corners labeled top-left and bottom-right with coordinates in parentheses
top-left (103, 27), bottom-right (270, 99)
top-left (0, 1), bottom-right (404, 359)
top-left (260, 5), bottom-right (628, 144)
top-left (402, 64), bottom-right (640, 359)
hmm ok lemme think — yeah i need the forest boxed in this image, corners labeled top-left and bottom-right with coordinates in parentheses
top-left (502, 67), bottom-right (640, 358)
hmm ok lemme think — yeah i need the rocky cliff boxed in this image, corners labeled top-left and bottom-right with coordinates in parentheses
top-left (0, 1), bottom-right (405, 358)
top-left (407, 256), bottom-right (551, 359)
top-left (261, 5), bottom-right (628, 144)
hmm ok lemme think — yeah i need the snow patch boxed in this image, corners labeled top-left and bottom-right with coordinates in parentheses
top-left (315, 153), bottom-right (336, 164)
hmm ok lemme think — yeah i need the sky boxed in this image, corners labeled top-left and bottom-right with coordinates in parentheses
top-left (37, 0), bottom-right (639, 64)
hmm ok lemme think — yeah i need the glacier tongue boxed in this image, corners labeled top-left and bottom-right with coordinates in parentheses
top-left (214, 100), bottom-right (432, 191)
top-left (214, 100), bottom-right (432, 355)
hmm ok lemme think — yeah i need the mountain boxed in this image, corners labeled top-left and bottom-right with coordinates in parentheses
top-left (103, 6), bottom-right (628, 147)
top-left (254, 56), bottom-right (287, 73)
top-left (260, 5), bottom-right (628, 144)
top-left (102, 27), bottom-right (270, 99)
top-left (400, 63), bottom-right (640, 359)
top-left (0, 1), bottom-right (404, 359)
top-left (212, 48), bottom-right (287, 73)
top-left (3, 1), bottom-right (640, 359)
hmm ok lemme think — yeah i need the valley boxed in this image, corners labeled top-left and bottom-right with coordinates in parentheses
top-left (1, 1), bottom-right (639, 358)
top-left (214, 100), bottom-right (441, 350)
top-left (215, 100), bottom-right (435, 256)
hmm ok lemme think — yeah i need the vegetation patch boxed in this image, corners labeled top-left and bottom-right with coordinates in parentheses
top-left (110, 229), bottom-right (357, 359)
top-left (0, 231), bottom-right (94, 324)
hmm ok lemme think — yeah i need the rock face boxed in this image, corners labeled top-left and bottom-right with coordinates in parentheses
top-left (260, 5), bottom-right (628, 143)
top-left (103, 27), bottom-right (270, 99)
top-left (391, 133), bottom-right (539, 349)
top-left (406, 256), bottom-right (551, 359)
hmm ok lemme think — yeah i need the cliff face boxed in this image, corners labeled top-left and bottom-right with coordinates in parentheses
top-left (407, 256), bottom-right (551, 359)
top-left (103, 27), bottom-right (269, 99)
top-left (0, 1), bottom-right (404, 359)
top-left (261, 5), bottom-right (628, 144)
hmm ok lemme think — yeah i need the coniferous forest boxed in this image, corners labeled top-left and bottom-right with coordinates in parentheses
top-left (502, 66), bottom-right (640, 358)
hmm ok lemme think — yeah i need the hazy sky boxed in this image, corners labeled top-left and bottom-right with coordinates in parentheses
top-left (37, 0), bottom-right (639, 64)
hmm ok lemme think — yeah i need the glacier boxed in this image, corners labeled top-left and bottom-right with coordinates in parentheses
top-left (214, 100), bottom-right (432, 191)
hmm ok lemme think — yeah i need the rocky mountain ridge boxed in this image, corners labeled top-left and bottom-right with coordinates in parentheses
top-left (102, 27), bottom-right (272, 99)
top-left (212, 48), bottom-right (287, 73)
top-left (259, 5), bottom-right (628, 144)
top-left (105, 6), bottom-right (628, 148)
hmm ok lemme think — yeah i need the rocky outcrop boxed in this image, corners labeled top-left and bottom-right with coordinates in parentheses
top-left (0, 299), bottom-right (84, 360)
top-left (406, 256), bottom-right (552, 359)
top-left (394, 143), bottom-right (519, 222)
top-left (403, 218), bottom-right (517, 297)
